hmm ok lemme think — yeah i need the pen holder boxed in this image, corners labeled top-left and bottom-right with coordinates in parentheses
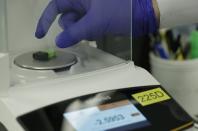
top-left (0, 53), bottom-right (10, 95)
top-left (150, 53), bottom-right (198, 120)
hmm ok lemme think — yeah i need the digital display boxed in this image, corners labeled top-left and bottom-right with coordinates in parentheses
top-left (63, 100), bottom-right (149, 131)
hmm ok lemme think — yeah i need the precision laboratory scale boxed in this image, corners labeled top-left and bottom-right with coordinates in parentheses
top-left (0, 43), bottom-right (195, 131)
top-left (0, 0), bottom-right (197, 131)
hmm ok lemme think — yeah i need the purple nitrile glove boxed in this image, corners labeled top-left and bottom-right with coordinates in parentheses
top-left (35, 0), bottom-right (158, 48)
top-left (132, 0), bottom-right (158, 37)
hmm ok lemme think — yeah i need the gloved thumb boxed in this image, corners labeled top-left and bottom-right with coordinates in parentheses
top-left (55, 15), bottom-right (91, 48)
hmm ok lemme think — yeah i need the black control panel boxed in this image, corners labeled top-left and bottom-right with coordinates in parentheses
top-left (17, 85), bottom-right (193, 131)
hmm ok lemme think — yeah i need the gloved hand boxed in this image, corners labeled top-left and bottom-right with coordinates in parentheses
top-left (35, 0), bottom-right (158, 48)
top-left (132, 0), bottom-right (158, 37)
top-left (35, 0), bottom-right (131, 48)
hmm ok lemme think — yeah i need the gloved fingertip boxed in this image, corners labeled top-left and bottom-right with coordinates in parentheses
top-left (35, 32), bottom-right (44, 39)
top-left (35, 28), bottom-right (45, 39)
top-left (55, 32), bottom-right (75, 48)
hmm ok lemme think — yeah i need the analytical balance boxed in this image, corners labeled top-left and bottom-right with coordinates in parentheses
top-left (0, 0), bottom-right (197, 131)
top-left (0, 43), bottom-right (195, 131)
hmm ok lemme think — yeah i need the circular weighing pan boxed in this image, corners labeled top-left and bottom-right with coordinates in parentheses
top-left (14, 51), bottom-right (77, 70)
